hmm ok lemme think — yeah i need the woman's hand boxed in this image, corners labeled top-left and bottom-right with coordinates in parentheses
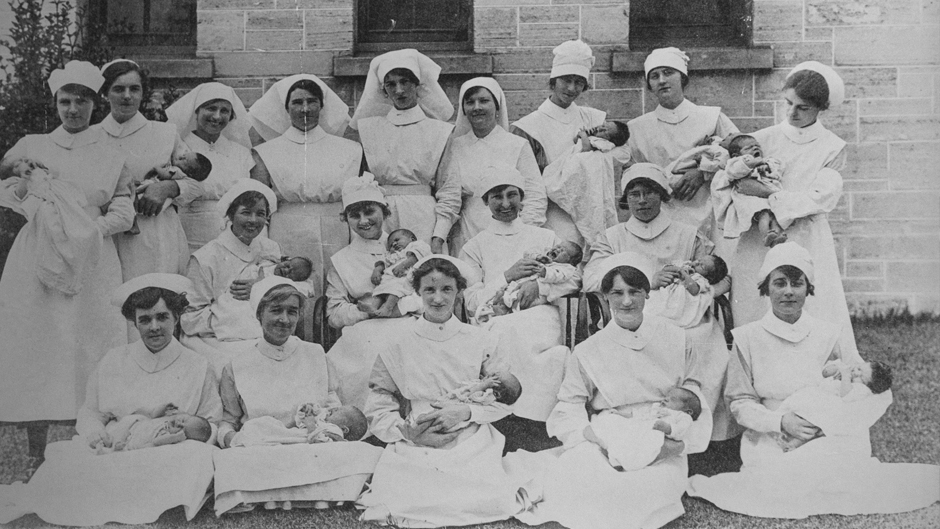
top-left (85, 429), bottom-right (112, 450)
top-left (230, 277), bottom-right (259, 301)
top-left (417, 403), bottom-right (472, 433)
top-left (577, 130), bottom-right (592, 153)
top-left (222, 430), bottom-right (236, 449)
top-left (734, 178), bottom-right (775, 199)
top-left (671, 168), bottom-right (705, 201)
top-left (398, 419), bottom-right (461, 448)
top-left (651, 438), bottom-right (685, 464)
top-left (781, 412), bottom-right (820, 441)
top-left (651, 266), bottom-right (680, 290)
top-left (430, 236), bottom-right (445, 255)
top-left (504, 258), bottom-right (544, 283)
top-left (137, 180), bottom-right (180, 217)
top-left (515, 280), bottom-right (542, 310)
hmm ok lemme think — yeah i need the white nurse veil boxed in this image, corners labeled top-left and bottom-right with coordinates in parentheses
top-left (166, 82), bottom-right (252, 149)
top-left (453, 77), bottom-right (509, 137)
top-left (248, 74), bottom-right (351, 141)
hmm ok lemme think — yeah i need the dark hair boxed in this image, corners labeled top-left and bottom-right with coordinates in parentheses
top-left (493, 373), bottom-right (522, 405)
top-left (225, 191), bottom-right (269, 220)
top-left (56, 83), bottom-right (99, 106)
top-left (482, 184), bottom-right (525, 204)
top-left (340, 200), bottom-right (391, 222)
top-left (284, 79), bottom-right (324, 111)
top-left (185, 153), bottom-right (213, 182)
top-left (619, 178), bottom-right (671, 210)
top-left (335, 406), bottom-right (368, 441)
top-left (255, 284), bottom-right (306, 320)
top-left (867, 361), bottom-right (892, 395)
top-left (549, 74), bottom-right (590, 92)
top-left (600, 265), bottom-right (651, 294)
top-left (607, 121), bottom-right (630, 147)
top-left (183, 415), bottom-right (212, 442)
top-left (120, 287), bottom-right (189, 322)
top-left (676, 387), bottom-right (702, 421)
top-left (757, 264), bottom-right (816, 296)
top-left (410, 257), bottom-right (468, 293)
top-left (283, 256), bottom-right (313, 281)
top-left (462, 85), bottom-right (500, 113)
top-left (388, 228), bottom-right (417, 244)
top-left (101, 61), bottom-right (150, 100)
top-left (726, 134), bottom-right (756, 157)
top-left (783, 69), bottom-right (830, 111)
top-left (702, 255), bottom-right (728, 285)
top-left (384, 67), bottom-right (420, 87)
top-left (556, 241), bottom-right (583, 265)
top-left (645, 69), bottom-right (690, 91)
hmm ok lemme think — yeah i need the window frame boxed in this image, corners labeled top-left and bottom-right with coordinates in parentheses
top-left (628, 0), bottom-right (752, 51)
top-left (355, 0), bottom-right (474, 54)
top-left (89, 0), bottom-right (197, 56)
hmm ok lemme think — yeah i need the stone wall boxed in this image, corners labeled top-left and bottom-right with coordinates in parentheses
top-left (190, 0), bottom-right (938, 315)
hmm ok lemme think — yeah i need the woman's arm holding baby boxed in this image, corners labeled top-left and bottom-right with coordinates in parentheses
top-left (218, 364), bottom-right (245, 448)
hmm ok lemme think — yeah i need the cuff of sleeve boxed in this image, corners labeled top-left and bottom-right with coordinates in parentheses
top-left (536, 279), bottom-right (551, 297)
top-left (766, 411), bottom-right (785, 434)
top-left (397, 294), bottom-right (423, 315)
top-left (432, 219), bottom-right (454, 241)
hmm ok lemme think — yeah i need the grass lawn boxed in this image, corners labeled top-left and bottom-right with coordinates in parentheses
top-left (2, 319), bottom-right (938, 528)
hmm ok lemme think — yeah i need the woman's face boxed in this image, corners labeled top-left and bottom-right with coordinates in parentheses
top-left (384, 72), bottom-right (419, 111)
top-left (347, 203), bottom-right (385, 240)
top-left (625, 182), bottom-right (663, 223)
top-left (134, 298), bottom-right (178, 353)
top-left (259, 293), bottom-right (301, 346)
top-left (195, 98), bottom-right (233, 141)
top-left (648, 67), bottom-right (685, 109)
top-left (418, 270), bottom-right (458, 324)
top-left (463, 87), bottom-right (498, 134)
top-left (549, 75), bottom-right (586, 109)
top-left (486, 185), bottom-right (522, 223)
top-left (56, 89), bottom-right (95, 133)
top-left (287, 88), bottom-right (321, 132)
top-left (107, 71), bottom-right (144, 124)
top-left (605, 274), bottom-right (647, 332)
top-left (229, 199), bottom-right (268, 245)
top-left (783, 88), bottom-right (821, 129)
top-left (768, 268), bottom-right (808, 322)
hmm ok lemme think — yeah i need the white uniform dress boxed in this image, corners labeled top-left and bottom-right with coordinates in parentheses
top-left (511, 98), bottom-right (606, 247)
top-left (687, 311), bottom-right (940, 518)
top-left (435, 125), bottom-right (546, 255)
top-left (97, 112), bottom-right (192, 280)
top-left (176, 132), bottom-right (254, 251)
top-left (181, 228), bottom-right (282, 376)
top-left (0, 127), bottom-right (133, 422)
top-left (583, 212), bottom-right (735, 440)
top-left (628, 99), bottom-right (738, 238)
top-left (460, 218), bottom-right (568, 421)
top-left (514, 315), bottom-right (712, 529)
top-left (8, 338), bottom-right (222, 526)
top-left (358, 106), bottom-right (456, 243)
top-left (254, 125), bottom-right (363, 296)
top-left (725, 120), bottom-right (857, 355)
top-left (359, 316), bottom-right (519, 527)
top-left (213, 337), bottom-right (381, 515)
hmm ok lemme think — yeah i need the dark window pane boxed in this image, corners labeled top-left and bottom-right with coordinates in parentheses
top-left (101, 0), bottom-right (196, 46)
top-left (358, 0), bottom-right (471, 47)
top-left (629, 0), bottom-right (751, 50)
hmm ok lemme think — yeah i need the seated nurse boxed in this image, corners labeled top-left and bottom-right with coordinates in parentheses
top-left (0, 274), bottom-right (221, 526)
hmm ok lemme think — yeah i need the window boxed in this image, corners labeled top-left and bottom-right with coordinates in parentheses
top-left (356, 0), bottom-right (472, 52)
top-left (91, 0), bottom-right (197, 54)
top-left (629, 0), bottom-right (751, 50)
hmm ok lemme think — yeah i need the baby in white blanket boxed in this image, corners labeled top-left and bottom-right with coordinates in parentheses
top-left (645, 255), bottom-right (728, 329)
top-left (230, 403), bottom-right (368, 447)
top-left (360, 228), bottom-right (432, 318)
top-left (96, 403), bottom-right (211, 454)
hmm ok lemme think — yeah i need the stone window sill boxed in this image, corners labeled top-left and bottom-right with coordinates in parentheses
top-left (333, 53), bottom-right (493, 77)
top-left (612, 47), bottom-right (774, 73)
top-left (137, 57), bottom-right (214, 79)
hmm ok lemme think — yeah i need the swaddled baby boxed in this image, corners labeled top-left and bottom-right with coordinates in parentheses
top-left (230, 403), bottom-right (368, 447)
top-left (95, 403), bottom-right (211, 454)
top-left (432, 371), bottom-right (522, 408)
top-left (125, 152), bottom-right (212, 235)
top-left (590, 386), bottom-right (701, 471)
top-left (645, 255), bottom-right (728, 329)
top-left (720, 134), bottom-right (787, 247)
top-left (360, 228), bottom-right (432, 318)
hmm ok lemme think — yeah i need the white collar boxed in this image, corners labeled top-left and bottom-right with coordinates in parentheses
top-left (49, 126), bottom-right (101, 150)
top-left (386, 105), bottom-right (427, 126)
top-left (256, 335), bottom-right (300, 361)
top-left (100, 112), bottom-right (149, 138)
top-left (487, 217), bottom-right (524, 235)
top-left (283, 125), bottom-right (327, 145)
top-left (414, 314), bottom-right (466, 342)
top-left (469, 125), bottom-right (504, 144)
top-left (219, 227), bottom-right (268, 262)
top-left (184, 131), bottom-right (232, 153)
top-left (760, 310), bottom-right (814, 343)
top-left (132, 337), bottom-right (183, 374)
top-left (781, 120), bottom-right (826, 145)
top-left (348, 231), bottom-right (388, 255)
top-left (624, 211), bottom-right (671, 240)
top-left (538, 98), bottom-right (580, 125)
top-left (600, 315), bottom-right (656, 350)
top-left (654, 99), bottom-right (693, 125)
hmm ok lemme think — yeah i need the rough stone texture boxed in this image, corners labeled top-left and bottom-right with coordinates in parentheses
top-left (852, 192), bottom-right (940, 220)
top-left (201, 0), bottom-right (274, 9)
top-left (519, 5), bottom-right (579, 23)
top-left (197, 10), bottom-right (245, 52)
top-left (888, 142), bottom-right (940, 190)
top-left (304, 9), bottom-right (353, 50)
top-left (771, 41), bottom-right (833, 67)
top-left (753, 1), bottom-right (803, 43)
top-left (835, 25), bottom-right (940, 66)
top-left (247, 10), bottom-right (303, 29)
top-left (475, 7), bottom-right (518, 48)
top-left (246, 30), bottom-right (303, 50)
top-left (859, 114), bottom-right (940, 142)
top-left (519, 23), bottom-right (580, 46)
top-left (581, 5), bottom-right (630, 44)
top-left (806, 0), bottom-right (919, 26)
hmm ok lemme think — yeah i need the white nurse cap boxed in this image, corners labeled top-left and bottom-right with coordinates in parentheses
top-left (621, 163), bottom-right (673, 196)
top-left (249, 275), bottom-right (301, 315)
top-left (216, 179), bottom-right (278, 219)
top-left (48, 61), bottom-right (105, 96)
top-left (758, 241), bottom-right (816, 283)
top-left (551, 40), bottom-right (595, 80)
top-left (787, 61), bottom-right (845, 107)
top-left (411, 254), bottom-right (481, 286)
top-left (111, 273), bottom-right (194, 308)
top-left (644, 47), bottom-right (690, 77)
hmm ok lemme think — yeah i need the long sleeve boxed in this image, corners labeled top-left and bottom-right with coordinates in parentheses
top-left (715, 112), bottom-right (739, 138)
top-left (769, 166), bottom-right (844, 229)
top-left (726, 342), bottom-right (783, 434)
top-left (466, 336), bottom-right (513, 425)
top-left (546, 353), bottom-right (594, 447)
top-left (195, 368), bottom-right (223, 425)
top-left (218, 363), bottom-right (245, 447)
top-left (325, 266), bottom-right (369, 329)
top-left (517, 141), bottom-right (547, 227)
top-left (75, 367), bottom-right (109, 438)
top-left (582, 229), bottom-right (616, 293)
top-left (510, 125), bottom-right (549, 172)
top-left (180, 255), bottom-right (217, 336)
top-left (432, 136), bottom-right (463, 241)
top-left (680, 336), bottom-right (713, 455)
top-left (364, 354), bottom-right (406, 443)
top-left (538, 265), bottom-right (582, 302)
top-left (325, 357), bottom-right (343, 409)
top-left (96, 165), bottom-right (135, 237)
top-left (174, 178), bottom-right (204, 207)
top-left (458, 244), bottom-right (507, 313)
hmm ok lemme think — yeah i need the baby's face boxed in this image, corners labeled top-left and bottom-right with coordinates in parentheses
top-left (491, 371), bottom-right (522, 403)
top-left (661, 388), bottom-right (693, 415)
top-left (591, 122), bottom-right (618, 141)
top-left (171, 151), bottom-right (200, 171)
top-left (691, 256), bottom-right (716, 277)
top-left (284, 257), bottom-right (312, 281)
top-left (163, 413), bottom-right (197, 434)
top-left (735, 137), bottom-right (763, 158)
top-left (388, 231), bottom-right (416, 252)
top-left (850, 362), bottom-right (873, 385)
top-left (547, 242), bottom-right (579, 264)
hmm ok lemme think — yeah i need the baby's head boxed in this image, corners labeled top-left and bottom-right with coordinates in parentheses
top-left (547, 241), bottom-right (583, 265)
top-left (387, 228), bottom-right (418, 252)
top-left (691, 255), bottom-right (728, 285)
top-left (171, 151), bottom-right (213, 182)
top-left (323, 405), bottom-right (369, 441)
top-left (490, 371), bottom-right (523, 405)
top-left (592, 121), bottom-right (630, 147)
top-left (166, 413), bottom-right (212, 442)
top-left (275, 256), bottom-right (313, 282)
top-left (725, 134), bottom-right (763, 159)
top-left (854, 361), bottom-right (893, 394)
top-left (661, 387), bottom-right (701, 421)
